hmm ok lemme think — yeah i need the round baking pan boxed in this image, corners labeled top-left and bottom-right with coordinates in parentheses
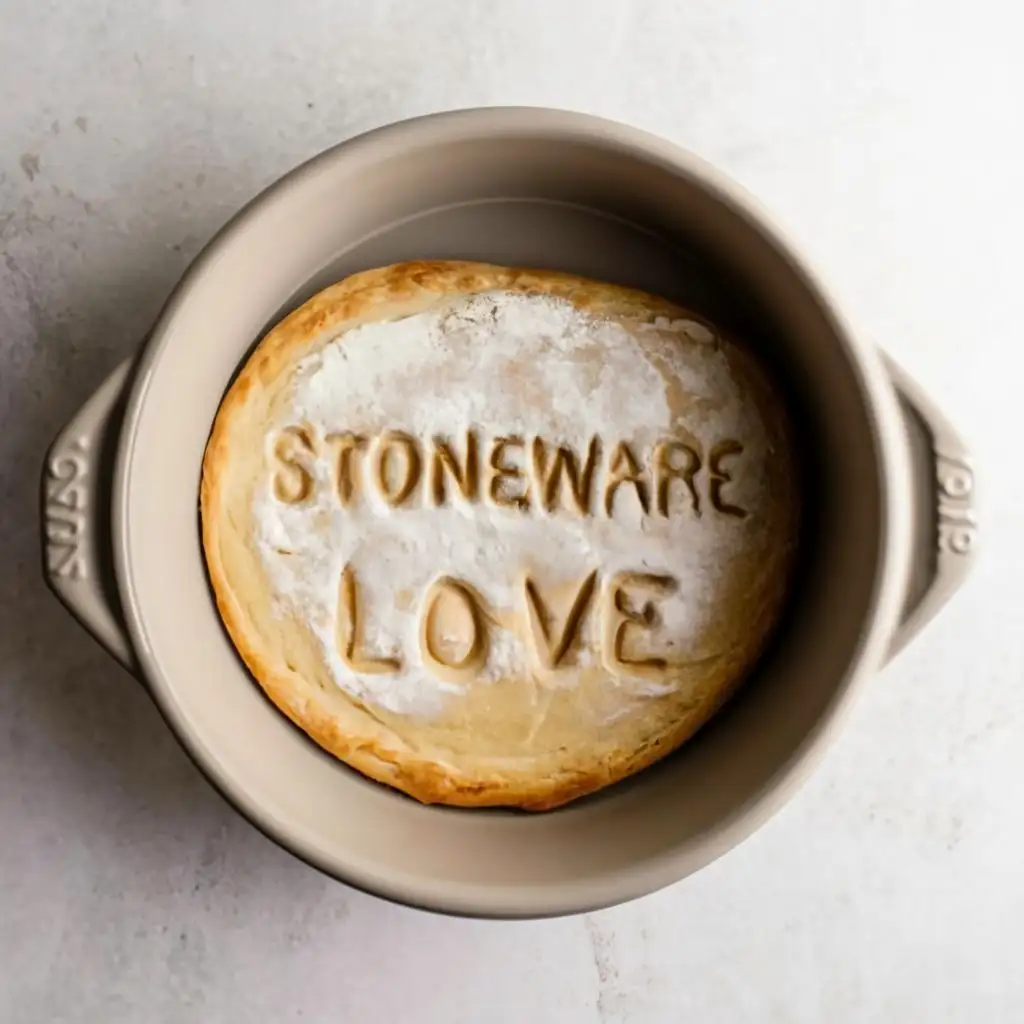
top-left (42, 108), bottom-right (978, 917)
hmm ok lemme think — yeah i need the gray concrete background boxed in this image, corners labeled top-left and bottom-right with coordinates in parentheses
top-left (2, 2), bottom-right (1021, 1021)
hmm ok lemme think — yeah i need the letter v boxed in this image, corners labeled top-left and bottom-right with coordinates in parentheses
top-left (524, 571), bottom-right (598, 669)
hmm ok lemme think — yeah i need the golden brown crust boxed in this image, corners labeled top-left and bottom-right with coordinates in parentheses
top-left (201, 261), bottom-right (799, 810)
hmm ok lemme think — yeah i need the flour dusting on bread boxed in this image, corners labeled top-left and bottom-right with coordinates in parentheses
top-left (201, 262), bottom-right (799, 809)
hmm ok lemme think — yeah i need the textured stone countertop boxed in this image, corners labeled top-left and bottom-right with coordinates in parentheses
top-left (1, 2), bottom-right (1020, 1021)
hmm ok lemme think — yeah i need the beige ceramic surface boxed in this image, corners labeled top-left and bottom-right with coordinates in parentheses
top-left (41, 109), bottom-right (977, 918)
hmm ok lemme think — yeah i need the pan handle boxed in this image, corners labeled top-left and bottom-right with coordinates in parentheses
top-left (884, 355), bottom-right (978, 660)
top-left (42, 355), bottom-right (975, 670)
top-left (41, 360), bottom-right (137, 672)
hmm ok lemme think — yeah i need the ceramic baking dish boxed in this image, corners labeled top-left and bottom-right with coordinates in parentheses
top-left (41, 108), bottom-right (978, 918)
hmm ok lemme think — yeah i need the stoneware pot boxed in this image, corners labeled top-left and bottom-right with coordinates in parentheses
top-left (41, 108), bottom-right (978, 918)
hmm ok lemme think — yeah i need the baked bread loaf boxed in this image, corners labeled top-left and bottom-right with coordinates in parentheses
top-left (201, 261), bottom-right (799, 810)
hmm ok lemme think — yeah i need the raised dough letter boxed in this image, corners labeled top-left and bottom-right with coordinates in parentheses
top-left (523, 571), bottom-right (598, 669)
top-left (602, 572), bottom-right (677, 677)
top-left (336, 565), bottom-right (401, 674)
top-left (372, 431), bottom-right (422, 507)
top-left (270, 425), bottom-right (317, 504)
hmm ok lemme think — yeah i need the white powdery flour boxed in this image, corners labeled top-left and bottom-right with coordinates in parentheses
top-left (252, 290), bottom-right (762, 717)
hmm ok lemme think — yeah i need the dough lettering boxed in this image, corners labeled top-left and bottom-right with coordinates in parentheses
top-left (337, 566), bottom-right (679, 679)
top-left (708, 440), bottom-right (748, 518)
top-left (430, 431), bottom-right (479, 506)
top-left (604, 441), bottom-right (650, 517)
top-left (337, 564), bottom-right (402, 673)
top-left (270, 427), bottom-right (748, 519)
top-left (653, 440), bottom-right (701, 518)
top-left (532, 436), bottom-right (601, 515)
top-left (524, 571), bottom-right (598, 669)
top-left (326, 431), bottom-right (366, 507)
top-left (270, 425), bottom-right (316, 504)
top-left (373, 430), bottom-right (421, 507)
top-left (602, 572), bottom-right (678, 678)
top-left (419, 576), bottom-right (489, 679)
top-left (487, 435), bottom-right (530, 510)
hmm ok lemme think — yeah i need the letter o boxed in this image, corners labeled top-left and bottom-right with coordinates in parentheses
top-left (373, 431), bottom-right (422, 507)
top-left (419, 576), bottom-right (488, 679)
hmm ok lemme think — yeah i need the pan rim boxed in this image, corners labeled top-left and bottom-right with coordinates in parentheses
top-left (109, 107), bottom-right (912, 917)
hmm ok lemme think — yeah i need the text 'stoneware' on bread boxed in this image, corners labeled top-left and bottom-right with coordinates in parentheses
top-left (200, 261), bottom-right (800, 809)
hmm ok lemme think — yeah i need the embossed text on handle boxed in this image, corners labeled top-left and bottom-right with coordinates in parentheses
top-left (936, 452), bottom-right (976, 556)
top-left (45, 437), bottom-right (89, 580)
